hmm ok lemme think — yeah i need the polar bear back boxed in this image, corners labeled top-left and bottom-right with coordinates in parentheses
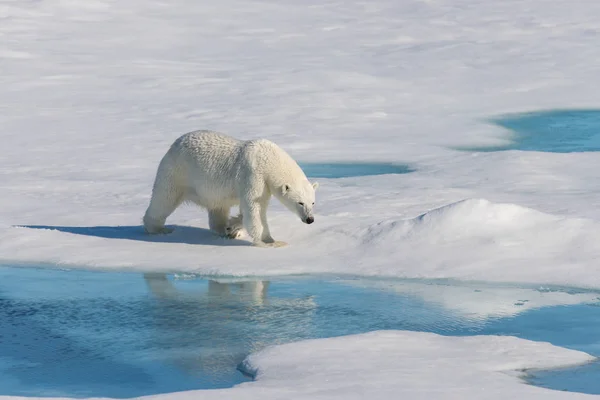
top-left (160, 130), bottom-right (242, 209)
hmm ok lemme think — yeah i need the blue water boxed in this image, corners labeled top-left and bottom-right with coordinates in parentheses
top-left (529, 362), bottom-right (600, 394)
top-left (1, 266), bottom-right (599, 398)
top-left (299, 162), bottom-right (414, 178)
top-left (466, 109), bottom-right (600, 152)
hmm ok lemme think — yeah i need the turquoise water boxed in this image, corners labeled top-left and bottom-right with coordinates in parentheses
top-left (466, 109), bottom-right (600, 152)
top-left (1, 266), bottom-right (599, 398)
top-left (530, 361), bottom-right (600, 394)
top-left (299, 162), bottom-right (414, 178)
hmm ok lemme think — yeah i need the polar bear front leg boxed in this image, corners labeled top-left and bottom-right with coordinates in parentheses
top-left (240, 198), bottom-right (264, 245)
top-left (240, 197), bottom-right (286, 248)
top-left (259, 203), bottom-right (274, 243)
top-left (261, 205), bottom-right (287, 247)
top-left (239, 176), bottom-right (288, 248)
top-left (143, 175), bottom-right (183, 235)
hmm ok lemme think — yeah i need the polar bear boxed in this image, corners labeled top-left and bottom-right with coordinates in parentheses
top-left (143, 130), bottom-right (319, 247)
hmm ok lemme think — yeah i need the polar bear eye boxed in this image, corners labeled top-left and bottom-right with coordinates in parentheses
top-left (298, 202), bottom-right (304, 206)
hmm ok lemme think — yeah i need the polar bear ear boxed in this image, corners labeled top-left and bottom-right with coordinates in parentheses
top-left (312, 182), bottom-right (319, 191)
top-left (281, 184), bottom-right (291, 195)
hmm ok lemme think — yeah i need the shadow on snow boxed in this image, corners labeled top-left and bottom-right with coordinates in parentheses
top-left (17, 225), bottom-right (250, 247)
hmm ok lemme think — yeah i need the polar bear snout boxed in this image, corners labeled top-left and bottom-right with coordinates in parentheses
top-left (304, 216), bottom-right (314, 224)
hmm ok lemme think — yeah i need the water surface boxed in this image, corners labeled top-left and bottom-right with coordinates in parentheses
top-left (1, 267), bottom-right (599, 398)
top-left (299, 162), bottom-right (414, 178)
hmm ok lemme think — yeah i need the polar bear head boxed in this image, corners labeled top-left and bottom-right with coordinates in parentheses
top-left (277, 180), bottom-right (319, 224)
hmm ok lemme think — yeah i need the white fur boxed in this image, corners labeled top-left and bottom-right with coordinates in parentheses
top-left (143, 130), bottom-right (319, 247)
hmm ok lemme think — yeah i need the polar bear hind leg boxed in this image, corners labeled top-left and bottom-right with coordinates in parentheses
top-left (143, 175), bottom-right (184, 234)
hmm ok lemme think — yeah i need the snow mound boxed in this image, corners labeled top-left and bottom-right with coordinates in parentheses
top-left (364, 198), bottom-right (557, 245)
top-left (412, 197), bottom-right (553, 232)
top-left (358, 198), bottom-right (600, 285)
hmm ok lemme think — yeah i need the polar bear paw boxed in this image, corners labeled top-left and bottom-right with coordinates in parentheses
top-left (225, 226), bottom-right (243, 239)
top-left (225, 214), bottom-right (244, 239)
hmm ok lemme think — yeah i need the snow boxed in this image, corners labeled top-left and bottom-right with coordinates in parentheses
top-left (3, 0), bottom-right (600, 398)
top-left (2, 198), bottom-right (600, 288)
top-left (234, 332), bottom-right (596, 400)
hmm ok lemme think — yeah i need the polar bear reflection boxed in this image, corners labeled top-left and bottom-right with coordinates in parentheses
top-left (144, 273), bottom-right (270, 305)
top-left (142, 274), bottom-right (316, 382)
